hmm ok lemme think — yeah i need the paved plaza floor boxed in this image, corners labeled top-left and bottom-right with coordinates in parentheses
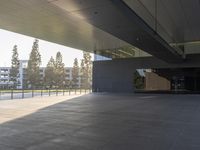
top-left (1, 93), bottom-right (200, 150)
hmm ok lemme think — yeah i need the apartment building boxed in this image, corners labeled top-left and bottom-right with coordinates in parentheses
top-left (0, 67), bottom-right (11, 88)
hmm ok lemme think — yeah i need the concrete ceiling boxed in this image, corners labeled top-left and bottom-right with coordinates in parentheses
top-left (0, 0), bottom-right (129, 52)
top-left (0, 0), bottom-right (199, 61)
top-left (51, 0), bottom-right (182, 62)
top-left (123, 0), bottom-right (200, 54)
top-left (123, 0), bottom-right (200, 43)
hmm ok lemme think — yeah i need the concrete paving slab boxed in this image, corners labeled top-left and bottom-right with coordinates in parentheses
top-left (1, 93), bottom-right (200, 150)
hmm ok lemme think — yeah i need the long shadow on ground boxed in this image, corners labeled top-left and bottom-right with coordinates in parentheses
top-left (0, 93), bottom-right (200, 150)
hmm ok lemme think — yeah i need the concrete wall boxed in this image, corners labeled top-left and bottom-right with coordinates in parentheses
top-left (145, 72), bottom-right (170, 90)
top-left (93, 60), bottom-right (135, 92)
top-left (93, 56), bottom-right (200, 93)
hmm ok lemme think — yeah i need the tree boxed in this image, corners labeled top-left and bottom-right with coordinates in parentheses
top-left (81, 52), bottom-right (92, 88)
top-left (72, 58), bottom-right (79, 87)
top-left (54, 51), bottom-right (66, 88)
top-left (134, 70), bottom-right (144, 89)
top-left (10, 45), bottom-right (20, 88)
top-left (80, 59), bottom-right (86, 88)
top-left (26, 39), bottom-right (41, 88)
top-left (44, 56), bottom-right (55, 88)
top-left (84, 52), bottom-right (92, 80)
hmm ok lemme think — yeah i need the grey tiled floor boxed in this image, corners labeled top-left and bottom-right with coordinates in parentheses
top-left (1, 93), bottom-right (200, 150)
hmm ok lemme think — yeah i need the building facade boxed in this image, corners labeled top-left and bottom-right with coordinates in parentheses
top-left (0, 67), bottom-right (11, 88)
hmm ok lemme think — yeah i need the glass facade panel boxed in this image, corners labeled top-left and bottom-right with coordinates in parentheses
top-left (94, 46), bottom-right (151, 61)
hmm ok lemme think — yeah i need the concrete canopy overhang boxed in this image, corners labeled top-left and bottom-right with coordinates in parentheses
top-left (1, 0), bottom-right (199, 62)
top-left (0, 0), bottom-right (129, 52)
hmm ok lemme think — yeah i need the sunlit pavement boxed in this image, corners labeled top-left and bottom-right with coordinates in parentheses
top-left (0, 94), bottom-right (86, 124)
top-left (1, 93), bottom-right (200, 150)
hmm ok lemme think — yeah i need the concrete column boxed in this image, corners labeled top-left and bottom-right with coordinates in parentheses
top-left (92, 60), bottom-right (135, 93)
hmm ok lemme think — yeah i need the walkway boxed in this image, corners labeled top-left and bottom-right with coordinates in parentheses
top-left (1, 93), bottom-right (200, 150)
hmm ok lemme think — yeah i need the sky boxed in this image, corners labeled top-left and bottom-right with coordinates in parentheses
top-left (0, 29), bottom-right (91, 67)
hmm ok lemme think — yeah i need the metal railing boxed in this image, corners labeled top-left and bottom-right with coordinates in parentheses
top-left (0, 88), bottom-right (92, 100)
